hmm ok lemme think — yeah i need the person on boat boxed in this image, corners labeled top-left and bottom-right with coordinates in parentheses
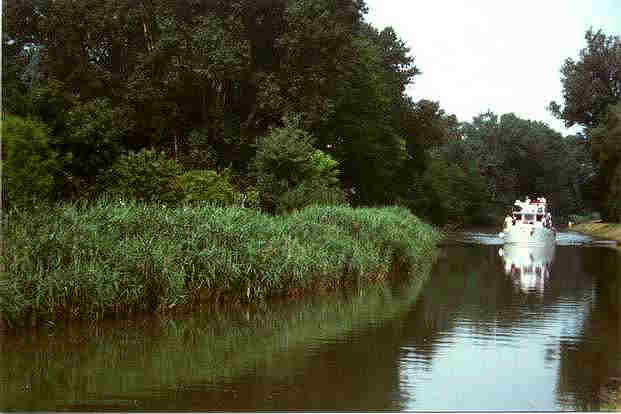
top-left (504, 214), bottom-right (513, 228)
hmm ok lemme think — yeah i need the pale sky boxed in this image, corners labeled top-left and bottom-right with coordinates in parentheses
top-left (364, 0), bottom-right (620, 136)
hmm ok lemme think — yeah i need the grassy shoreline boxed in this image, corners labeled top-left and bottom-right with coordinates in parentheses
top-left (570, 220), bottom-right (621, 249)
top-left (600, 386), bottom-right (621, 411)
top-left (1, 200), bottom-right (441, 330)
top-left (1, 273), bottom-right (431, 410)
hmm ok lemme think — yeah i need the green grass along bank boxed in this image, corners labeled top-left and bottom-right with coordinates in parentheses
top-left (0, 201), bottom-right (441, 330)
top-left (570, 220), bottom-right (621, 249)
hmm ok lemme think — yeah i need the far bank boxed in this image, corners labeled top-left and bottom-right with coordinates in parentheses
top-left (570, 221), bottom-right (621, 249)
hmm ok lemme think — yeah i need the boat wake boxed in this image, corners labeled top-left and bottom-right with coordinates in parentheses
top-left (445, 230), bottom-right (616, 248)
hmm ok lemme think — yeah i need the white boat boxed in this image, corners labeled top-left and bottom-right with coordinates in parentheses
top-left (500, 197), bottom-right (556, 245)
top-left (498, 243), bottom-right (555, 294)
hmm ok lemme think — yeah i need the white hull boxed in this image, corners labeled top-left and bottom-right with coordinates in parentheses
top-left (502, 224), bottom-right (556, 246)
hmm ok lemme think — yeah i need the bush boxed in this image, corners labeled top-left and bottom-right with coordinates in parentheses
top-left (1, 114), bottom-right (66, 207)
top-left (64, 98), bottom-right (133, 177)
top-left (176, 169), bottom-right (235, 204)
top-left (27, 79), bottom-right (76, 135)
top-left (98, 149), bottom-right (184, 203)
top-left (178, 128), bottom-right (219, 170)
top-left (233, 187), bottom-right (260, 209)
top-left (252, 114), bottom-right (346, 213)
top-left (278, 180), bottom-right (348, 212)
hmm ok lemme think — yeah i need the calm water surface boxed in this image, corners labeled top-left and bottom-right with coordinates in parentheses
top-left (1, 231), bottom-right (620, 411)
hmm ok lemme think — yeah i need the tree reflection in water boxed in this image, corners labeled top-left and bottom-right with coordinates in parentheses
top-left (399, 243), bottom-right (620, 411)
top-left (554, 247), bottom-right (621, 410)
top-left (0, 239), bottom-right (618, 411)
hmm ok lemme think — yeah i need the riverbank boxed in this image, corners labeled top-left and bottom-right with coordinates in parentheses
top-left (1, 273), bottom-right (431, 410)
top-left (0, 200), bottom-right (441, 330)
top-left (600, 386), bottom-right (621, 411)
top-left (570, 220), bottom-right (621, 249)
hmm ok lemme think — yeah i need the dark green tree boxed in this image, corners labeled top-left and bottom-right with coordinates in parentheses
top-left (1, 115), bottom-right (68, 207)
top-left (549, 28), bottom-right (621, 220)
top-left (314, 23), bottom-right (418, 205)
top-left (252, 115), bottom-right (346, 213)
top-left (549, 28), bottom-right (621, 129)
top-left (446, 112), bottom-right (588, 219)
top-left (589, 104), bottom-right (621, 221)
top-left (63, 98), bottom-right (134, 177)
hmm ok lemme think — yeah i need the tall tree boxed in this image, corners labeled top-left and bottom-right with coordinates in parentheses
top-left (549, 28), bottom-right (621, 220)
top-left (589, 103), bottom-right (621, 221)
top-left (314, 22), bottom-right (419, 205)
top-left (549, 28), bottom-right (621, 129)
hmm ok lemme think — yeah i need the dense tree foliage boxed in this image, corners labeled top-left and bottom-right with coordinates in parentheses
top-left (549, 29), bottom-right (621, 129)
top-left (589, 104), bottom-right (621, 221)
top-left (1, 114), bottom-right (67, 207)
top-left (2, 0), bottom-right (604, 225)
top-left (408, 155), bottom-right (491, 226)
top-left (252, 115), bottom-right (346, 213)
top-left (97, 149), bottom-right (185, 203)
top-left (3, 0), bottom-right (431, 212)
top-left (437, 112), bottom-right (595, 221)
top-left (550, 28), bottom-right (621, 222)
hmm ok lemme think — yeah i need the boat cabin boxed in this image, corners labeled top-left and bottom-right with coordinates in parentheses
top-left (510, 197), bottom-right (551, 228)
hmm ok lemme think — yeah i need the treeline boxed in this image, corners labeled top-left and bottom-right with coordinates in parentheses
top-left (2, 1), bottom-right (616, 225)
top-left (433, 112), bottom-right (597, 222)
top-left (3, 0), bottom-right (456, 215)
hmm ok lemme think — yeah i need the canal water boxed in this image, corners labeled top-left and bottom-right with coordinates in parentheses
top-left (1, 231), bottom-right (620, 411)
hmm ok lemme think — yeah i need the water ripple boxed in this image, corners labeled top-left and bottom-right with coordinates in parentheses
top-left (445, 229), bottom-right (616, 248)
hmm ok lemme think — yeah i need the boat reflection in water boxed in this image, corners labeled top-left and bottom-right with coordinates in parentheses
top-left (498, 243), bottom-right (556, 294)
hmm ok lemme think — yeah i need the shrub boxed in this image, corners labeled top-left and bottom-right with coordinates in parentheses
top-left (308, 149), bottom-right (341, 185)
top-left (27, 79), bottom-right (76, 135)
top-left (64, 98), bottom-right (133, 177)
top-left (1, 114), bottom-right (66, 207)
top-left (98, 149), bottom-right (184, 203)
top-left (278, 180), bottom-right (347, 213)
top-left (252, 114), bottom-right (346, 213)
top-left (233, 187), bottom-right (260, 209)
top-left (176, 169), bottom-right (235, 204)
top-left (178, 128), bottom-right (219, 170)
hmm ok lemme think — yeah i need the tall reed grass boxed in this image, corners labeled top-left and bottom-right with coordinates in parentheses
top-left (1, 199), bottom-right (440, 328)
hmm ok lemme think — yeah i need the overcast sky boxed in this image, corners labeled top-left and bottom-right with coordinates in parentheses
top-left (364, 0), bottom-right (620, 136)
